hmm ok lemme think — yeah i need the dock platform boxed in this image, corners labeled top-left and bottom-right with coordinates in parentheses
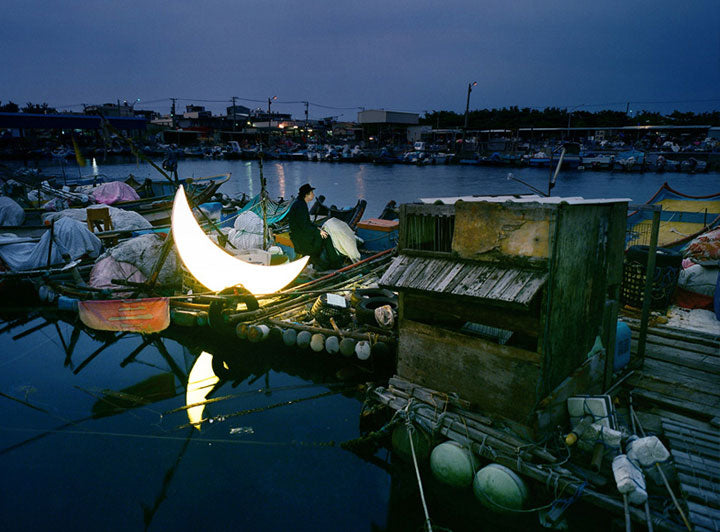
top-left (623, 317), bottom-right (720, 532)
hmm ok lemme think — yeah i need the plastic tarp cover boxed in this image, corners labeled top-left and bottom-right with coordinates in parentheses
top-left (0, 217), bottom-right (102, 271)
top-left (684, 227), bottom-right (720, 266)
top-left (97, 233), bottom-right (180, 286)
top-left (89, 255), bottom-right (147, 296)
top-left (678, 263), bottom-right (718, 297)
top-left (90, 181), bottom-right (141, 205)
top-left (322, 217), bottom-right (360, 262)
top-left (227, 210), bottom-right (264, 251)
top-left (42, 205), bottom-right (152, 231)
top-left (0, 196), bottom-right (25, 226)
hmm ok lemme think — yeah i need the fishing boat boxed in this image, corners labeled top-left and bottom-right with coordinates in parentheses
top-left (581, 152), bottom-right (615, 170)
top-left (626, 182), bottom-right (720, 250)
top-left (615, 149), bottom-right (645, 172)
top-left (309, 196), bottom-right (367, 228)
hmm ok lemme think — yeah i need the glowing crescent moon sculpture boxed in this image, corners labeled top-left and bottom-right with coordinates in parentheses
top-left (172, 186), bottom-right (309, 294)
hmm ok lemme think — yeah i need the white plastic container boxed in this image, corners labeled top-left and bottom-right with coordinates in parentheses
top-left (626, 436), bottom-right (670, 468)
top-left (612, 454), bottom-right (647, 505)
top-left (580, 422), bottom-right (623, 450)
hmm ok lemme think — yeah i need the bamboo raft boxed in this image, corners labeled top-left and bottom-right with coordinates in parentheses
top-left (164, 249), bottom-right (399, 362)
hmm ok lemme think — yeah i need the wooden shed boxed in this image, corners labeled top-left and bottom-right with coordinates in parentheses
top-left (379, 195), bottom-right (628, 435)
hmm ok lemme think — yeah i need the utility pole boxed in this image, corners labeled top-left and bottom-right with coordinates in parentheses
top-left (461, 81), bottom-right (477, 152)
top-left (267, 96), bottom-right (277, 127)
top-left (170, 98), bottom-right (177, 128)
top-left (231, 96), bottom-right (237, 132)
top-left (304, 101), bottom-right (309, 130)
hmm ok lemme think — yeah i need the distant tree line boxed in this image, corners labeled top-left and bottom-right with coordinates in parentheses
top-left (0, 101), bottom-right (58, 114)
top-left (422, 107), bottom-right (720, 130)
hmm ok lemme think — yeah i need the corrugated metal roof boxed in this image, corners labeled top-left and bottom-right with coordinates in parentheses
top-left (419, 195), bottom-right (630, 205)
top-left (380, 255), bottom-right (547, 308)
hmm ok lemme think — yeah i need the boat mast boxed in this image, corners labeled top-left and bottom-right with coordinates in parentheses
top-left (258, 144), bottom-right (269, 250)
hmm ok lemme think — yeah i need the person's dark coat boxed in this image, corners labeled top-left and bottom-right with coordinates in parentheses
top-left (287, 197), bottom-right (322, 256)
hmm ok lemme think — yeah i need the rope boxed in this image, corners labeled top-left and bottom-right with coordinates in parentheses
top-left (0, 426), bottom-right (335, 448)
top-left (404, 402), bottom-right (433, 532)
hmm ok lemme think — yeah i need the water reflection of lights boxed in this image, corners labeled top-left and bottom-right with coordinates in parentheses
top-left (185, 351), bottom-right (219, 429)
top-left (354, 167), bottom-right (366, 199)
top-left (171, 186), bottom-right (308, 293)
top-left (276, 163), bottom-right (286, 198)
top-left (245, 163), bottom-right (254, 196)
top-left (92, 158), bottom-right (98, 174)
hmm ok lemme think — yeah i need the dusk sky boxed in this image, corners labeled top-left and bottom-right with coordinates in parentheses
top-left (2, 0), bottom-right (719, 120)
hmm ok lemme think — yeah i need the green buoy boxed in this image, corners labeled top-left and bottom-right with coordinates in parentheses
top-left (473, 464), bottom-right (528, 512)
top-left (430, 441), bottom-right (476, 488)
top-left (391, 424), bottom-right (431, 462)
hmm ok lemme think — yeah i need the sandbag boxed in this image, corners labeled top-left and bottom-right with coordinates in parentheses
top-left (676, 262), bottom-right (718, 309)
top-left (0, 196), bottom-right (25, 226)
top-left (678, 263), bottom-right (719, 296)
top-left (322, 217), bottom-right (360, 262)
top-left (684, 228), bottom-right (720, 265)
top-left (97, 233), bottom-right (180, 286)
top-left (88, 255), bottom-right (146, 296)
top-left (227, 210), bottom-right (264, 250)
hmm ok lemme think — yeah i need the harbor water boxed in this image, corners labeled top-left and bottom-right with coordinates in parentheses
top-left (1, 159), bottom-right (718, 531)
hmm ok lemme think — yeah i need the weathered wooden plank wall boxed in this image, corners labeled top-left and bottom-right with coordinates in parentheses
top-left (540, 203), bottom-right (626, 393)
top-left (397, 319), bottom-right (542, 423)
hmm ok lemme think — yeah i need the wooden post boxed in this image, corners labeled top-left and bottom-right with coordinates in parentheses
top-left (46, 219), bottom-right (55, 267)
top-left (602, 299), bottom-right (619, 391)
top-left (637, 208), bottom-right (661, 362)
top-left (398, 204), bottom-right (407, 251)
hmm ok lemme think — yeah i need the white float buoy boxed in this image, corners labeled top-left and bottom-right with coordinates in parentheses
top-left (325, 336), bottom-right (340, 354)
top-left (339, 338), bottom-right (356, 357)
top-left (282, 328), bottom-right (297, 347)
top-left (268, 326), bottom-right (283, 344)
top-left (247, 324), bottom-right (270, 343)
top-left (355, 340), bottom-right (371, 360)
top-left (430, 441), bottom-right (476, 488)
top-left (296, 330), bottom-right (312, 349)
top-left (473, 464), bottom-right (528, 512)
top-left (236, 322), bottom-right (248, 339)
top-left (310, 333), bottom-right (325, 352)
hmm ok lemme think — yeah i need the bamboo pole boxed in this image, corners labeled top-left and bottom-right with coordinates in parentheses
top-left (267, 318), bottom-right (395, 344)
top-left (630, 400), bottom-right (692, 531)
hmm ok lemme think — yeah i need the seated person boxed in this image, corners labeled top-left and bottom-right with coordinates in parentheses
top-left (287, 183), bottom-right (343, 271)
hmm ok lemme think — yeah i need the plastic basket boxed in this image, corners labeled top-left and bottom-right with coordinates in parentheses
top-left (620, 245), bottom-right (682, 310)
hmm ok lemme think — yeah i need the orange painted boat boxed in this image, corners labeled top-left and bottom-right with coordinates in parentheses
top-left (78, 297), bottom-right (170, 333)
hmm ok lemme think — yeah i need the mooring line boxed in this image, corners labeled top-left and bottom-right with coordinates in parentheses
top-left (165, 382), bottom-right (355, 415)
top-left (0, 426), bottom-right (335, 448)
top-left (175, 389), bottom-right (342, 430)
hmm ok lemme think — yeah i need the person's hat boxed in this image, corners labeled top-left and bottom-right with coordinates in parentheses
top-left (298, 183), bottom-right (315, 197)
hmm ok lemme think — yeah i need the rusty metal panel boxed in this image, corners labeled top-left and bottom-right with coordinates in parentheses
top-left (452, 201), bottom-right (552, 260)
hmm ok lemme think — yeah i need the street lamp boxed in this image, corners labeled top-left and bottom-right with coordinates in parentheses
top-left (268, 95), bottom-right (277, 127)
top-left (566, 104), bottom-right (584, 139)
top-left (462, 81), bottom-right (477, 149)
